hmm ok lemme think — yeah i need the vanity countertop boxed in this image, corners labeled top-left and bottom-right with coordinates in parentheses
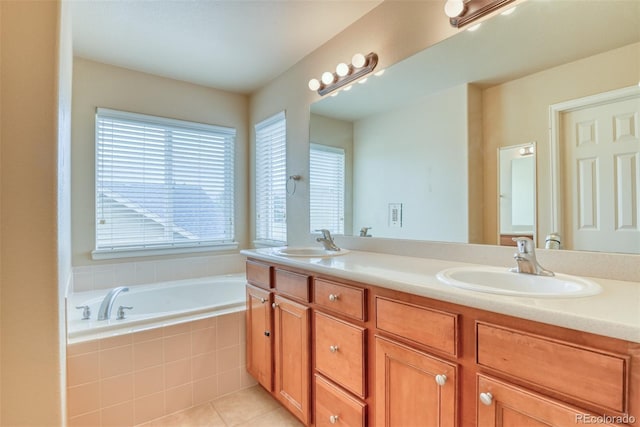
top-left (241, 248), bottom-right (640, 343)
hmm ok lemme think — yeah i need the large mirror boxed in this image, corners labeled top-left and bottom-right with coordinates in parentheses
top-left (309, 0), bottom-right (640, 254)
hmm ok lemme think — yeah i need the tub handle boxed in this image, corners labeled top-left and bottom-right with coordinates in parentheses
top-left (76, 305), bottom-right (91, 320)
top-left (116, 305), bottom-right (133, 320)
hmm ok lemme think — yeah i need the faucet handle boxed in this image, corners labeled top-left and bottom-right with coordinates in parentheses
top-left (76, 305), bottom-right (91, 320)
top-left (116, 306), bottom-right (133, 320)
top-left (512, 237), bottom-right (534, 253)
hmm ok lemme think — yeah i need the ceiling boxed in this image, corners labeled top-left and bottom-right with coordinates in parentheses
top-left (69, 0), bottom-right (383, 94)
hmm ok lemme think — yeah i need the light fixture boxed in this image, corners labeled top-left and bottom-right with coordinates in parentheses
top-left (308, 52), bottom-right (379, 96)
top-left (446, 0), bottom-right (517, 28)
top-left (519, 145), bottom-right (535, 156)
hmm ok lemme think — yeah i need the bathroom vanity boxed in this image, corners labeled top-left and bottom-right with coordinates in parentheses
top-left (242, 249), bottom-right (639, 427)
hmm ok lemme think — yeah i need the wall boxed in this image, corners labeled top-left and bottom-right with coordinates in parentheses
top-left (0, 0), bottom-right (65, 424)
top-left (72, 58), bottom-right (250, 266)
top-left (352, 84), bottom-right (470, 241)
top-left (482, 42), bottom-right (640, 245)
top-left (249, 1), bottom-right (460, 247)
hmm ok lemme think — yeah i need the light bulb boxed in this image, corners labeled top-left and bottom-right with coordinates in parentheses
top-left (336, 63), bottom-right (350, 77)
top-left (308, 78), bottom-right (320, 91)
top-left (352, 53), bottom-right (366, 68)
top-left (321, 71), bottom-right (335, 85)
top-left (444, 0), bottom-right (465, 18)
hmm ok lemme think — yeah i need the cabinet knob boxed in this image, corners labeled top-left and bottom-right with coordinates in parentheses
top-left (260, 297), bottom-right (267, 303)
top-left (264, 331), bottom-right (270, 337)
top-left (272, 302), bottom-right (279, 309)
top-left (435, 374), bottom-right (447, 386)
top-left (328, 293), bottom-right (339, 302)
top-left (479, 392), bottom-right (493, 406)
top-left (329, 345), bottom-right (339, 353)
top-left (329, 415), bottom-right (339, 424)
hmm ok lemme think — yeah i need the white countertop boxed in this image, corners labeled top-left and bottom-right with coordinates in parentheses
top-left (241, 248), bottom-right (640, 343)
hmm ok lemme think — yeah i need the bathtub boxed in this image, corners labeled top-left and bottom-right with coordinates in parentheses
top-left (67, 273), bottom-right (246, 344)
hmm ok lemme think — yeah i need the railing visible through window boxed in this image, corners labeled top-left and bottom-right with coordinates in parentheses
top-left (255, 111), bottom-right (287, 244)
top-left (310, 143), bottom-right (345, 235)
top-left (94, 108), bottom-right (236, 257)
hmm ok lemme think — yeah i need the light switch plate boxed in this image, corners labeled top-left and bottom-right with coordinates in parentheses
top-left (389, 203), bottom-right (402, 228)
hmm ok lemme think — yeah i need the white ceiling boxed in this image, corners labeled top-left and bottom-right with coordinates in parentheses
top-left (69, 0), bottom-right (383, 94)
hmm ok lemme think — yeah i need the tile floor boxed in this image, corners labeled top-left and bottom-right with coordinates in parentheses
top-left (137, 385), bottom-right (303, 426)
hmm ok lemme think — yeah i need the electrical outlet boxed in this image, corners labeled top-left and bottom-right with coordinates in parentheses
top-left (389, 203), bottom-right (402, 228)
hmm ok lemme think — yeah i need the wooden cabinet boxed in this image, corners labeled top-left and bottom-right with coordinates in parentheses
top-left (374, 336), bottom-right (457, 427)
top-left (245, 258), bottom-right (638, 427)
top-left (273, 294), bottom-right (311, 425)
top-left (245, 284), bottom-right (272, 391)
top-left (477, 375), bottom-right (622, 427)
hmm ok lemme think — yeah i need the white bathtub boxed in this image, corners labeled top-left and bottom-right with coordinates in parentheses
top-left (67, 273), bottom-right (246, 344)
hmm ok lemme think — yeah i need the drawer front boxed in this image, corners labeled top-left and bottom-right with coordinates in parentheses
top-left (477, 322), bottom-right (628, 412)
top-left (275, 269), bottom-right (310, 302)
top-left (246, 260), bottom-right (271, 289)
top-left (315, 374), bottom-right (366, 427)
top-left (375, 297), bottom-right (457, 356)
top-left (315, 312), bottom-right (366, 398)
top-left (314, 278), bottom-right (365, 321)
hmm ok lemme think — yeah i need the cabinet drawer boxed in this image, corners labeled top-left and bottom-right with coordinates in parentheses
top-left (477, 322), bottom-right (628, 412)
top-left (274, 269), bottom-right (310, 302)
top-left (315, 374), bottom-right (366, 427)
top-left (315, 312), bottom-right (366, 398)
top-left (375, 297), bottom-right (457, 356)
top-left (246, 260), bottom-right (271, 289)
top-left (314, 278), bottom-right (365, 321)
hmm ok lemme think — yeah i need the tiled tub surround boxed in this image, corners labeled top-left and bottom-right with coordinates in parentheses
top-left (72, 253), bottom-right (246, 293)
top-left (67, 311), bottom-right (257, 426)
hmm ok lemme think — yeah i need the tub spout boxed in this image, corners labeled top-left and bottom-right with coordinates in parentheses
top-left (98, 286), bottom-right (129, 320)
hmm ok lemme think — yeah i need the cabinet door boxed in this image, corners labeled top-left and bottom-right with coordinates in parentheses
top-left (246, 285), bottom-right (273, 391)
top-left (477, 375), bottom-right (622, 427)
top-left (273, 295), bottom-right (311, 425)
top-left (375, 336), bottom-right (456, 427)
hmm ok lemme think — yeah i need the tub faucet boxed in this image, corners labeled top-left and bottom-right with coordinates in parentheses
top-left (98, 286), bottom-right (129, 320)
top-left (510, 237), bottom-right (554, 276)
top-left (315, 229), bottom-right (341, 251)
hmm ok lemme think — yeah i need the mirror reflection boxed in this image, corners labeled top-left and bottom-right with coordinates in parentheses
top-left (309, 0), bottom-right (640, 254)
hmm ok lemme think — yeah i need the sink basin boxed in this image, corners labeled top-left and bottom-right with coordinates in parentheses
top-left (436, 266), bottom-right (601, 298)
top-left (274, 247), bottom-right (349, 258)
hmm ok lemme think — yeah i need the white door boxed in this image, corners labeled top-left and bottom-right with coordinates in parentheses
top-left (562, 96), bottom-right (640, 253)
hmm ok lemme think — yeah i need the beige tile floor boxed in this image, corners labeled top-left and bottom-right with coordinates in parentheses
top-left (137, 385), bottom-right (303, 427)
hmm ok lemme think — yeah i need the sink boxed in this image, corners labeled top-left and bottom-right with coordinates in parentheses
top-left (436, 266), bottom-right (601, 298)
top-left (274, 247), bottom-right (350, 258)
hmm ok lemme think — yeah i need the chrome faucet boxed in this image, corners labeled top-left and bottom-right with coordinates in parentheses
top-left (359, 226), bottom-right (372, 237)
top-left (97, 286), bottom-right (129, 320)
top-left (510, 237), bottom-right (554, 276)
top-left (315, 229), bottom-right (341, 251)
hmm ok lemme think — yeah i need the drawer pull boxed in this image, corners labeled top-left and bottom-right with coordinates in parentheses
top-left (272, 302), bottom-right (279, 309)
top-left (260, 297), bottom-right (267, 303)
top-left (479, 392), bottom-right (493, 406)
top-left (329, 415), bottom-right (339, 424)
top-left (435, 374), bottom-right (447, 386)
top-left (329, 345), bottom-right (339, 353)
top-left (328, 293), bottom-right (339, 302)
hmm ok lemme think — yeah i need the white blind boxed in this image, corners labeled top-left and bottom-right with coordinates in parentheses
top-left (255, 111), bottom-right (287, 243)
top-left (95, 108), bottom-right (236, 252)
top-left (310, 143), bottom-right (345, 234)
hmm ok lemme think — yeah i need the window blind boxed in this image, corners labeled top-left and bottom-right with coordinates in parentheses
top-left (255, 111), bottom-right (287, 244)
top-left (310, 143), bottom-right (345, 234)
top-left (95, 108), bottom-right (236, 253)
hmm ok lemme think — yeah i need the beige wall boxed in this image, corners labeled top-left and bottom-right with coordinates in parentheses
top-left (249, 1), bottom-right (460, 247)
top-left (482, 42), bottom-right (640, 246)
top-left (71, 58), bottom-right (250, 266)
top-left (0, 0), bottom-right (65, 424)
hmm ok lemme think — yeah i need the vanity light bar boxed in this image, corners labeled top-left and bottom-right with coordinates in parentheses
top-left (445, 0), bottom-right (516, 28)
top-left (308, 52), bottom-right (379, 96)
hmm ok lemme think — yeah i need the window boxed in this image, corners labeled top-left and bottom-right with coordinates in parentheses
top-left (310, 143), bottom-right (345, 234)
top-left (94, 108), bottom-right (236, 258)
top-left (255, 111), bottom-right (287, 244)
